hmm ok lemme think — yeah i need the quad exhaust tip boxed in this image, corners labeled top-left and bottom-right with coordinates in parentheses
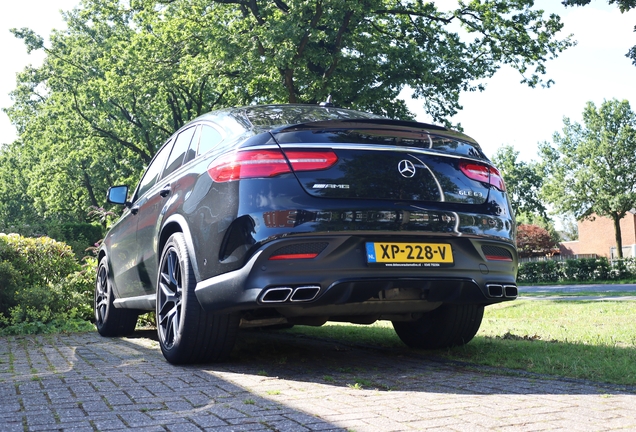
top-left (486, 284), bottom-right (518, 299)
top-left (260, 286), bottom-right (321, 303)
top-left (290, 286), bottom-right (321, 302)
top-left (261, 287), bottom-right (293, 303)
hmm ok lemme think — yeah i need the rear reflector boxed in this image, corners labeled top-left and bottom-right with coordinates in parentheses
top-left (269, 242), bottom-right (329, 260)
top-left (269, 253), bottom-right (319, 260)
top-left (459, 161), bottom-right (506, 191)
top-left (484, 255), bottom-right (513, 262)
top-left (481, 245), bottom-right (513, 262)
top-left (208, 149), bottom-right (338, 182)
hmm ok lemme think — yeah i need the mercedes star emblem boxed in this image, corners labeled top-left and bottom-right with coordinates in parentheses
top-left (398, 160), bottom-right (416, 178)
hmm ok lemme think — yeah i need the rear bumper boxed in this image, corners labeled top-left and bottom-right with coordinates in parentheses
top-left (194, 234), bottom-right (518, 315)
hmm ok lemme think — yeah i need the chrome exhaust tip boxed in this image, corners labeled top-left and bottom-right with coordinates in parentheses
top-left (290, 286), bottom-right (320, 302)
top-left (260, 287), bottom-right (293, 303)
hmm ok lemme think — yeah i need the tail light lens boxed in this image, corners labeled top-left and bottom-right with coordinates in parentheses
top-left (284, 150), bottom-right (338, 172)
top-left (459, 161), bottom-right (506, 191)
top-left (207, 150), bottom-right (289, 182)
top-left (208, 149), bottom-right (338, 182)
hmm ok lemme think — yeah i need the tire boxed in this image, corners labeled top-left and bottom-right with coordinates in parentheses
top-left (156, 233), bottom-right (239, 364)
top-left (392, 304), bottom-right (484, 349)
top-left (94, 256), bottom-right (139, 337)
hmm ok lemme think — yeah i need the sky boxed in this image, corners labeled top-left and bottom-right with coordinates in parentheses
top-left (1, 0), bottom-right (636, 163)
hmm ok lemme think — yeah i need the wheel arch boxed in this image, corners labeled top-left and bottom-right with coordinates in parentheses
top-left (97, 247), bottom-right (107, 263)
top-left (159, 214), bottom-right (201, 281)
top-left (96, 248), bottom-right (124, 299)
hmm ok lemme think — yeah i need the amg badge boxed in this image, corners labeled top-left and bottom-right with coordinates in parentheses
top-left (312, 184), bottom-right (350, 189)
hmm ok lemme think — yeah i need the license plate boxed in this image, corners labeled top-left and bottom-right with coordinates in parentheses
top-left (365, 242), bottom-right (453, 267)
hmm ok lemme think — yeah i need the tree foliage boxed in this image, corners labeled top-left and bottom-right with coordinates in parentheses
top-left (516, 224), bottom-right (559, 258)
top-left (2, 0), bottom-right (573, 222)
top-left (491, 145), bottom-right (546, 220)
top-left (516, 212), bottom-right (561, 245)
top-left (562, 0), bottom-right (636, 66)
top-left (540, 99), bottom-right (636, 258)
top-left (0, 141), bottom-right (39, 226)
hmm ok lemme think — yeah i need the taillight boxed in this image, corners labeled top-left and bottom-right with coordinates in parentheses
top-left (207, 150), bottom-right (291, 182)
top-left (207, 149), bottom-right (338, 182)
top-left (284, 150), bottom-right (338, 172)
top-left (459, 161), bottom-right (506, 191)
top-left (488, 167), bottom-right (506, 191)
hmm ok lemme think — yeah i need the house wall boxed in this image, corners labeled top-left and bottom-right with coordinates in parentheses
top-left (563, 213), bottom-right (636, 257)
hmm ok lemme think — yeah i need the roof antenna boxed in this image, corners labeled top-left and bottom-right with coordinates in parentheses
top-left (319, 95), bottom-right (333, 107)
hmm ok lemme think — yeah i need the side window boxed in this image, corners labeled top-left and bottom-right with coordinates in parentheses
top-left (198, 124), bottom-right (223, 156)
top-left (135, 140), bottom-right (173, 200)
top-left (162, 126), bottom-right (197, 179)
top-left (183, 125), bottom-right (201, 165)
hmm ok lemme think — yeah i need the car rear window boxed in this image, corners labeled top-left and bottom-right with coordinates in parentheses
top-left (237, 105), bottom-right (381, 128)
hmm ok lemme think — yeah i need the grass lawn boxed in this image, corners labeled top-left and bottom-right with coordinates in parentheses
top-left (519, 291), bottom-right (636, 297)
top-left (285, 300), bottom-right (636, 386)
top-left (517, 279), bottom-right (636, 286)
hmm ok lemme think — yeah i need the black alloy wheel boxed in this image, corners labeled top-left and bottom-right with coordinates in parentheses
top-left (94, 256), bottom-right (138, 336)
top-left (156, 242), bottom-right (184, 350)
top-left (156, 233), bottom-right (239, 364)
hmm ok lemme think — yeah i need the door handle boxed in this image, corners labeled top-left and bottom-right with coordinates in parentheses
top-left (160, 184), bottom-right (171, 198)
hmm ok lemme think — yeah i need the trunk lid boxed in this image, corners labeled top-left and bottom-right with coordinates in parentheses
top-left (272, 120), bottom-right (499, 205)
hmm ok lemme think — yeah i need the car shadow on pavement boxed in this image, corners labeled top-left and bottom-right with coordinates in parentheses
top-left (121, 326), bottom-right (636, 397)
top-left (0, 331), bottom-right (345, 431)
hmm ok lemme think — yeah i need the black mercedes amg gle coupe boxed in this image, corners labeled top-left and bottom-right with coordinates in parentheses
top-left (95, 104), bottom-right (518, 364)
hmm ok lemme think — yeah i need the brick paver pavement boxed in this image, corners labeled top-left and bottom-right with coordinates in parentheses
top-left (1, 329), bottom-right (635, 431)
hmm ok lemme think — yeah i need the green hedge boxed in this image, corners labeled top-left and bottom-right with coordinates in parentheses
top-left (0, 222), bottom-right (103, 258)
top-left (518, 257), bottom-right (636, 283)
top-left (0, 233), bottom-right (95, 333)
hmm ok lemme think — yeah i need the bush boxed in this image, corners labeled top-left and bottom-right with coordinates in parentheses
top-left (47, 222), bottom-right (104, 257)
top-left (0, 221), bottom-right (104, 258)
top-left (0, 260), bottom-right (21, 317)
top-left (0, 233), bottom-right (78, 288)
top-left (0, 233), bottom-right (95, 332)
top-left (517, 260), bottom-right (559, 283)
top-left (518, 256), bottom-right (636, 284)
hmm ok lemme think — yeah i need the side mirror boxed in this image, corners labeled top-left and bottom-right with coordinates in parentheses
top-left (107, 185), bottom-right (129, 206)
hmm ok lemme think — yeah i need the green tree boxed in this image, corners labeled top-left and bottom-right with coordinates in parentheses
top-left (559, 215), bottom-right (579, 241)
top-left (516, 224), bottom-right (558, 258)
top-left (0, 141), bottom-right (39, 228)
top-left (516, 212), bottom-right (561, 245)
top-left (491, 145), bottom-right (547, 220)
top-left (561, 0), bottom-right (636, 65)
top-left (540, 99), bottom-right (636, 258)
top-left (3, 0), bottom-right (573, 221)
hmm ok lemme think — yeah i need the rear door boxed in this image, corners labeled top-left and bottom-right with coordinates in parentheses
top-left (110, 139), bottom-right (173, 298)
top-left (135, 126), bottom-right (198, 293)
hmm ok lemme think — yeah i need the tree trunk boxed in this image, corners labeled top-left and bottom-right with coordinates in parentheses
top-left (82, 168), bottom-right (99, 209)
top-left (284, 69), bottom-right (297, 103)
top-left (612, 213), bottom-right (624, 259)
